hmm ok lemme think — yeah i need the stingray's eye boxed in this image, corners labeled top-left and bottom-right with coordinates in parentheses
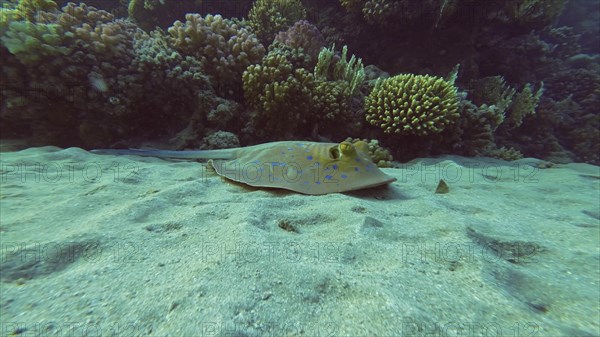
top-left (329, 145), bottom-right (340, 159)
top-left (338, 141), bottom-right (356, 158)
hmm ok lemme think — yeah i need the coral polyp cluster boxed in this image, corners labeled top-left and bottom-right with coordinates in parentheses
top-left (0, 0), bottom-right (597, 164)
top-left (365, 74), bottom-right (460, 136)
top-left (167, 13), bottom-right (265, 96)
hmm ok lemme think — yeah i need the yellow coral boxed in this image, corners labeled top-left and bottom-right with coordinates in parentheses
top-left (365, 74), bottom-right (460, 136)
top-left (346, 137), bottom-right (394, 167)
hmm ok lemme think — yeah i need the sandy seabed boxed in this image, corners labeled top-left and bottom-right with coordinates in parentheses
top-left (1, 145), bottom-right (599, 337)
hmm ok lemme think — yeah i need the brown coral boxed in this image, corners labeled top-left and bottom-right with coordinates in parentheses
top-left (168, 13), bottom-right (265, 96)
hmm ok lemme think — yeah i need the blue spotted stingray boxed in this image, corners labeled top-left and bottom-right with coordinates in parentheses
top-left (92, 141), bottom-right (396, 195)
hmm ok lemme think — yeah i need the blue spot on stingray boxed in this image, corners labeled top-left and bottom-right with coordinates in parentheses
top-left (316, 181), bottom-right (321, 185)
top-left (354, 167), bottom-right (360, 172)
top-left (341, 174), bottom-right (348, 179)
top-left (332, 164), bottom-right (338, 170)
top-left (355, 158), bottom-right (361, 162)
top-left (306, 155), bottom-right (313, 160)
top-left (303, 181), bottom-right (309, 185)
top-left (325, 175), bottom-right (333, 180)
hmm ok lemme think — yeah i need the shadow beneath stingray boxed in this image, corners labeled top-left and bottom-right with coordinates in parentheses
top-left (343, 183), bottom-right (411, 200)
top-left (218, 176), bottom-right (409, 200)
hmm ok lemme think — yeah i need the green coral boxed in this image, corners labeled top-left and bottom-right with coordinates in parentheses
top-left (242, 44), bottom-right (366, 138)
top-left (242, 52), bottom-right (315, 136)
top-left (469, 76), bottom-right (516, 114)
top-left (1, 0), bottom-right (57, 33)
top-left (1, 0), bottom-right (57, 21)
top-left (314, 44), bottom-right (365, 96)
top-left (247, 0), bottom-right (306, 44)
top-left (345, 137), bottom-right (394, 167)
top-left (486, 146), bottom-right (524, 161)
top-left (128, 0), bottom-right (168, 31)
top-left (365, 74), bottom-right (460, 136)
top-left (312, 81), bottom-right (352, 121)
top-left (507, 82), bottom-right (544, 127)
top-left (362, 0), bottom-right (401, 24)
top-left (339, 0), bottom-right (362, 12)
top-left (1, 21), bottom-right (68, 64)
top-left (268, 41), bottom-right (312, 69)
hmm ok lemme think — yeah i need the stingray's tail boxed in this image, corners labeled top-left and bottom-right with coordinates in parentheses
top-left (90, 148), bottom-right (236, 160)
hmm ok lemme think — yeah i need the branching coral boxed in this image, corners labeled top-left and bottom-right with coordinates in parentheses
top-left (242, 43), bottom-right (366, 139)
top-left (485, 146), bottom-right (524, 161)
top-left (168, 13), bottom-right (265, 97)
top-left (312, 81), bottom-right (352, 121)
top-left (468, 76), bottom-right (516, 114)
top-left (1, 21), bottom-right (69, 64)
top-left (361, 0), bottom-right (402, 24)
top-left (314, 44), bottom-right (365, 96)
top-left (242, 52), bottom-right (315, 137)
top-left (0, 3), bottom-right (215, 147)
top-left (1, 3), bottom-right (143, 144)
top-left (365, 74), bottom-right (460, 136)
top-left (247, 0), bottom-right (306, 45)
top-left (507, 82), bottom-right (544, 127)
top-left (0, 0), bottom-right (57, 32)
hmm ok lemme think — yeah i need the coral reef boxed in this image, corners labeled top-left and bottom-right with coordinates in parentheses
top-left (339, 0), bottom-right (440, 28)
top-left (242, 43), bottom-right (366, 140)
top-left (506, 83), bottom-right (544, 127)
top-left (1, 2), bottom-right (144, 145)
top-left (0, 2), bottom-right (215, 147)
top-left (345, 137), bottom-right (393, 167)
top-left (365, 74), bottom-right (460, 136)
top-left (0, 0), bottom-right (596, 166)
top-left (127, 0), bottom-right (166, 31)
top-left (505, 0), bottom-right (567, 28)
top-left (167, 13), bottom-right (265, 97)
top-left (468, 76), bottom-right (516, 114)
top-left (202, 130), bottom-right (240, 149)
top-left (242, 51), bottom-right (315, 138)
top-left (274, 20), bottom-right (325, 67)
top-left (247, 0), bottom-right (306, 45)
top-left (0, 0), bottom-right (57, 30)
top-left (314, 44), bottom-right (364, 96)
